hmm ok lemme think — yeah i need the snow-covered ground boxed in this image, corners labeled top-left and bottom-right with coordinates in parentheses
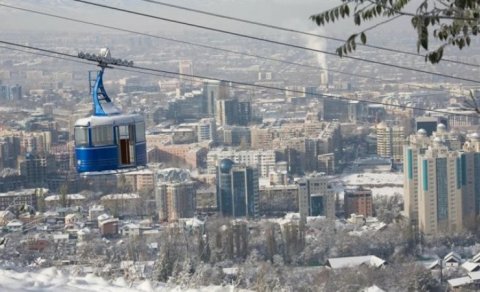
top-left (340, 172), bottom-right (403, 186)
top-left (331, 171), bottom-right (404, 198)
top-left (0, 267), bottom-right (239, 292)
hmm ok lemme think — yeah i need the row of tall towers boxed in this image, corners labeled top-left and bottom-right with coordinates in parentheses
top-left (404, 124), bottom-right (480, 235)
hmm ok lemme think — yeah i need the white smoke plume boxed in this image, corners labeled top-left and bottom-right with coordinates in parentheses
top-left (304, 28), bottom-right (328, 71)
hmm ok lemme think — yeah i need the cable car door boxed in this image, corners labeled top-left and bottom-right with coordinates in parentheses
top-left (116, 125), bottom-right (136, 166)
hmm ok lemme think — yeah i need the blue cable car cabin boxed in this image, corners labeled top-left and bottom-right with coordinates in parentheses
top-left (74, 49), bottom-right (146, 173)
top-left (74, 115), bottom-right (147, 173)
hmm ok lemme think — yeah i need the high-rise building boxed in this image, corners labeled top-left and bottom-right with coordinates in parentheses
top-left (417, 139), bottom-right (463, 234)
top-left (21, 132), bottom-right (52, 154)
top-left (197, 118), bottom-right (217, 142)
top-left (156, 181), bottom-right (196, 222)
top-left (222, 126), bottom-right (251, 147)
top-left (259, 184), bottom-right (298, 215)
top-left (207, 148), bottom-right (275, 177)
top-left (154, 168), bottom-right (196, 222)
top-left (344, 188), bottom-right (373, 218)
top-left (215, 99), bottom-right (251, 126)
top-left (166, 91), bottom-right (205, 122)
top-left (20, 153), bottom-right (48, 188)
top-left (459, 133), bottom-right (480, 228)
top-left (436, 106), bottom-right (480, 127)
top-left (9, 84), bottom-right (22, 100)
top-left (376, 122), bottom-right (405, 162)
top-left (305, 86), bottom-right (318, 99)
top-left (431, 123), bottom-right (461, 150)
top-left (0, 135), bottom-right (21, 169)
top-left (403, 129), bottom-right (431, 224)
top-left (0, 83), bottom-right (22, 100)
top-left (216, 159), bottom-right (259, 218)
top-left (415, 116), bottom-right (448, 136)
top-left (215, 99), bottom-right (237, 126)
top-left (404, 127), bottom-right (480, 235)
top-left (236, 101), bottom-right (252, 126)
top-left (296, 173), bottom-right (335, 223)
top-left (321, 99), bottom-right (349, 121)
top-left (179, 60), bottom-right (193, 79)
top-left (347, 101), bottom-right (368, 122)
top-left (178, 60), bottom-right (194, 93)
top-left (203, 80), bottom-right (228, 117)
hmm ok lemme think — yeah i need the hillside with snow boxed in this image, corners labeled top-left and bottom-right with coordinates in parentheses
top-left (0, 267), bottom-right (240, 292)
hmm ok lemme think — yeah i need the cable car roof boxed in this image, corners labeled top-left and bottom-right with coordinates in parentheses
top-left (74, 114), bottom-right (144, 127)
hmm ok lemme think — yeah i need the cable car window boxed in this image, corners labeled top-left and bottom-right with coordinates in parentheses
top-left (119, 125), bottom-right (129, 138)
top-left (91, 125), bottom-right (113, 146)
top-left (136, 122), bottom-right (145, 142)
top-left (74, 127), bottom-right (89, 146)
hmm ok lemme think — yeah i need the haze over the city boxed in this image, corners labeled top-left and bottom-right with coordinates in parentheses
top-left (0, 0), bottom-right (479, 291)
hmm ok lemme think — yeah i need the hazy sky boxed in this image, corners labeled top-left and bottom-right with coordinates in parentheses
top-left (0, 0), bottom-right (407, 38)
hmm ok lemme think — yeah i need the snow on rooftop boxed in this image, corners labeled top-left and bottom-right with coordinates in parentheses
top-left (122, 223), bottom-right (140, 229)
top-left (6, 220), bottom-right (23, 227)
top-left (462, 261), bottom-right (480, 272)
top-left (100, 193), bottom-right (140, 200)
top-left (183, 217), bottom-right (205, 227)
top-left (425, 259), bottom-right (441, 270)
top-left (222, 267), bottom-right (239, 276)
top-left (0, 188), bottom-right (48, 197)
top-left (90, 205), bottom-right (104, 211)
top-left (327, 255), bottom-right (385, 269)
top-left (77, 228), bottom-right (91, 235)
top-left (97, 214), bottom-right (110, 222)
top-left (444, 251), bottom-right (462, 262)
top-left (45, 194), bottom-right (86, 201)
top-left (53, 234), bottom-right (69, 240)
top-left (469, 271), bottom-right (480, 281)
top-left (448, 276), bottom-right (471, 288)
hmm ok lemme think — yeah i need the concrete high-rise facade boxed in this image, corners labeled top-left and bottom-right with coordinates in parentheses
top-left (404, 128), bottom-right (480, 235)
top-left (215, 99), bottom-right (237, 126)
top-left (0, 83), bottom-right (22, 100)
top-left (197, 118), bottom-right (217, 143)
top-left (417, 139), bottom-right (463, 234)
top-left (376, 122), bottom-right (405, 162)
top-left (203, 80), bottom-right (228, 117)
top-left (215, 99), bottom-right (251, 127)
top-left (344, 188), bottom-right (373, 218)
top-left (156, 181), bottom-right (196, 222)
top-left (154, 168), bottom-right (196, 222)
top-left (403, 129), bottom-right (431, 225)
top-left (22, 132), bottom-right (52, 154)
top-left (431, 123), bottom-right (461, 150)
top-left (216, 159), bottom-right (259, 218)
top-left (222, 126), bottom-right (251, 147)
top-left (178, 60), bottom-right (193, 90)
top-left (459, 133), bottom-right (480, 228)
top-left (20, 153), bottom-right (48, 188)
top-left (296, 173), bottom-right (335, 223)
